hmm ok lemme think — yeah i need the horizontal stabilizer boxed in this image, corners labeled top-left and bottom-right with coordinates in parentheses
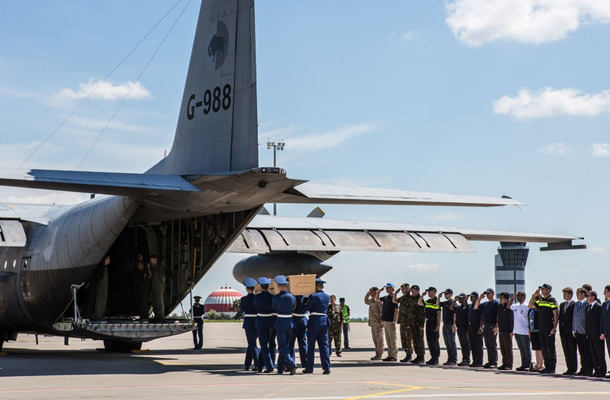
top-left (275, 182), bottom-right (525, 207)
top-left (0, 169), bottom-right (200, 197)
top-left (228, 215), bottom-right (584, 254)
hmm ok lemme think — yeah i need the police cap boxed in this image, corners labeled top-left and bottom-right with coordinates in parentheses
top-left (243, 277), bottom-right (257, 288)
top-left (540, 283), bottom-right (552, 290)
top-left (425, 287), bottom-right (437, 292)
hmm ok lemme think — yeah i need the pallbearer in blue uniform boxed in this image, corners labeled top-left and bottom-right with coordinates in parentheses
top-left (290, 294), bottom-right (308, 369)
top-left (253, 277), bottom-right (275, 373)
top-left (240, 278), bottom-right (261, 371)
top-left (272, 275), bottom-right (297, 375)
top-left (304, 278), bottom-right (331, 374)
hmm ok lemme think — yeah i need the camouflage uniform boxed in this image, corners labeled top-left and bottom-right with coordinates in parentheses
top-left (406, 294), bottom-right (425, 359)
top-left (327, 303), bottom-right (344, 355)
top-left (397, 294), bottom-right (415, 358)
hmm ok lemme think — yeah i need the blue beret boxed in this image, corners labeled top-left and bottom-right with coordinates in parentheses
top-left (274, 275), bottom-right (289, 285)
top-left (386, 283), bottom-right (394, 288)
top-left (315, 278), bottom-right (326, 284)
top-left (257, 277), bottom-right (271, 285)
top-left (243, 277), bottom-right (257, 288)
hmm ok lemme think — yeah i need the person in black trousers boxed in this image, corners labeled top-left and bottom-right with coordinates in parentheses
top-left (573, 288), bottom-right (593, 376)
top-left (497, 292), bottom-right (514, 370)
top-left (451, 293), bottom-right (471, 366)
top-left (558, 287), bottom-right (577, 375)
top-left (467, 292), bottom-right (484, 367)
top-left (585, 291), bottom-right (606, 377)
top-left (529, 284), bottom-right (558, 374)
top-left (475, 289), bottom-right (500, 369)
top-left (601, 285), bottom-right (610, 378)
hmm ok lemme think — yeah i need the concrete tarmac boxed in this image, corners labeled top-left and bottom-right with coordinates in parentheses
top-left (1, 322), bottom-right (609, 399)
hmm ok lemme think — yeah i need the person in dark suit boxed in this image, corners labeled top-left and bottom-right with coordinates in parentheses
top-left (573, 288), bottom-right (593, 376)
top-left (585, 291), bottom-right (607, 377)
top-left (600, 284), bottom-right (610, 378)
top-left (559, 287), bottom-right (577, 375)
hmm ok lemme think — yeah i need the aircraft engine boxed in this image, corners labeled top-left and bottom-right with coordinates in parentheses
top-left (232, 253), bottom-right (332, 283)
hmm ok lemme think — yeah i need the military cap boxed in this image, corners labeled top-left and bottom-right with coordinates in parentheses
top-left (193, 296), bottom-right (202, 300)
top-left (411, 285), bottom-right (420, 290)
top-left (425, 287), bottom-right (437, 292)
top-left (316, 278), bottom-right (326, 284)
top-left (257, 277), bottom-right (271, 285)
top-left (470, 291), bottom-right (479, 297)
top-left (274, 275), bottom-right (289, 285)
top-left (243, 277), bottom-right (257, 288)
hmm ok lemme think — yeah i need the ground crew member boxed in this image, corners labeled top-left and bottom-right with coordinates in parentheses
top-left (419, 287), bottom-right (441, 365)
top-left (408, 285), bottom-right (426, 364)
top-left (339, 297), bottom-right (350, 349)
top-left (437, 288), bottom-right (457, 365)
top-left (271, 275), bottom-right (297, 375)
top-left (328, 295), bottom-right (344, 357)
top-left (393, 283), bottom-right (413, 362)
top-left (290, 294), bottom-right (308, 368)
top-left (376, 283), bottom-right (398, 361)
top-left (240, 278), bottom-right (260, 372)
top-left (364, 287), bottom-right (384, 360)
top-left (450, 293), bottom-right (471, 366)
top-left (529, 283), bottom-right (559, 374)
top-left (467, 291), bottom-right (484, 367)
top-left (304, 278), bottom-right (331, 374)
top-left (190, 296), bottom-right (204, 350)
top-left (149, 255), bottom-right (165, 321)
top-left (475, 288), bottom-right (500, 369)
top-left (254, 277), bottom-right (275, 373)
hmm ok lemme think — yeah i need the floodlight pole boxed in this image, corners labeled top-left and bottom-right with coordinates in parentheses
top-left (267, 140), bottom-right (285, 215)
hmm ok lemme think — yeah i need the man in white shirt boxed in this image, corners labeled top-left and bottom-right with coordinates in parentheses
top-left (508, 291), bottom-right (531, 371)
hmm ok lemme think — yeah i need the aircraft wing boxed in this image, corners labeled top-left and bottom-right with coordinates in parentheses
top-left (228, 215), bottom-right (585, 254)
top-left (0, 169), bottom-right (200, 197)
top-left (274, 182), bottom-right (524, 207)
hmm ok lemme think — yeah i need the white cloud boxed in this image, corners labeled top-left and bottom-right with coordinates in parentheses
top-left (57, 80), bottom-right (151, 101)
top-left (446, 0), bottom-right (610, 47)
top-left (591, 143), bottom-right (610, 157)
top-left (402, 31), bottom-right (418, 40)
top-left (407, 263), bottom-right (441, 272)
top-left (537, 142), bottom-right (576, 157)
top-left (493, 87), bottom-right (610, 119)
top-left (589, 246), bottom-right (605, 253)
top-left (287, 123), bottom-right (377, 153)
top-left (428, 213), bottom-right (475, 222)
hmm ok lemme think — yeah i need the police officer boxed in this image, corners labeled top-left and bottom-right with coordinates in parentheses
top-left (408, 285), bottom-right (426, 364)
top-left (240, 278), bottom-right (260, 371)
top-left (467, 291), bottom-right (484, 367)
top-left (254, 277), bottom-right (275, 373)
top-left (419, 287), bottom-right (441, 365)
top-left (190, 296), bottom-right (204, 350)
top-left (304, 278), bottom-right (331, 374)
top-left (529, 283), bottom-right (558, 374)
top-left (290, 294), bottom-right (308, 369)
top-left (272, 275), bottom-right (297, 375)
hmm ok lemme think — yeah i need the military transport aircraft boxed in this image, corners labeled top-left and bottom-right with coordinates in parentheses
top-left (0, 0), bottom-right (584, 352)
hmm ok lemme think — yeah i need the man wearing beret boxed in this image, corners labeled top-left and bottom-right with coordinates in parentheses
top-left (240, 278), bottom-right (261, 371)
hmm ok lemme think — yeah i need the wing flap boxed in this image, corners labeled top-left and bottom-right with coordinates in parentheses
top-left (0, 169), bottom-right (200, 196)
top-left (275, 182), bottom-right (524, 207)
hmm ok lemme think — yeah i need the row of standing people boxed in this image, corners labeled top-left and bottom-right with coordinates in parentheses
top-left (365, 282), bottom-right (610, 377)
top-left (239, 276), bottom-right (339, 375)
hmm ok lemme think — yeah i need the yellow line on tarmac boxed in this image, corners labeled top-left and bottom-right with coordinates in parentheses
top-left (344, 383), bottom-right (423, 400)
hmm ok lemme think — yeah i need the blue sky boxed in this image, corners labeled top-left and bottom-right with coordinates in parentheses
top-left (1, 1), bottom-right (609, 317)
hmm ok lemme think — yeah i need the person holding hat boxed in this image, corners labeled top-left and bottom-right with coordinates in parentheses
top-left (364, 286), bottom-right (384, 360)
top-left (437, 289), bottom-right (457, 366)
top-left (304, 278), bottom-right (331, 374)
top-left (418, 287), bottom-right (441, 365)
top-left (467, 291), bottom-right (484, 367)
top-left (528, 283), bottom-right (559, 374)
top-left (241, 278), bottom-right (261, 371)
top-left (375, 283), bottom-right (399, 361)
top-left (450, 293), bottom-right (471, 366)
top-left (190, 295), bottom-right (205, 350)
top-left (271, 275), bottom-right (297, 375)
top-left (254, 277), bottom-right (276, 373)
top-left (475, 288), bottom-right (500, 369)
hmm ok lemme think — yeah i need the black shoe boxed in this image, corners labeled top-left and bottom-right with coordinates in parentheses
top-left (344, 346), bottom-right (351, 349)
top-left (290, 366), bottom-right (297, 375)
top-left (458, 360), bottom-right (471, 367)
top-left (563, 370), bottom-right (575, 375)
top-left (516, 366), bottom-right (528, 372)
top-left (410, 357), bottom-right (424, 364)
top-left (277, 371), bottom-right (283, 375)
top-left (244, 366), bottom-right (250, 371)
top-left (257, 368), bottom-right (263, 373)
top-left (400, 355), bottom-right (412, 363)
top-left (498, 365), bottom-right (512, 371)
top-left (593, 371), bottom-right (606, 378)
top-left (541, 368), bottom-right (556, 375)
top-left (483, 363), bottom-right (497, 369)
top-left (382, 357), bottom-right (397, 362)
top-left (426, 359), bottom-right (439, 365)
top-left (443, 361), bottom-right (457, 366)
top-left (336, 353), bottom-right (342, 357)
top-left (263, 369), bottom-right (274, 373)
top-left (303, 370), bottom-right (312, 374)
top-left (470, 363), bottom-right (483, 368)
top-left (323, 370), bottom-right (331, 375)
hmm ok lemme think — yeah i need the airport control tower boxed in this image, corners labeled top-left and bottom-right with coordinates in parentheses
top-left (494, 242), bottom-right (529, 294)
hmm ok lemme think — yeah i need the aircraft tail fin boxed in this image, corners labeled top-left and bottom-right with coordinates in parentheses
top-left (149, 0), bottom-right (258, 175)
